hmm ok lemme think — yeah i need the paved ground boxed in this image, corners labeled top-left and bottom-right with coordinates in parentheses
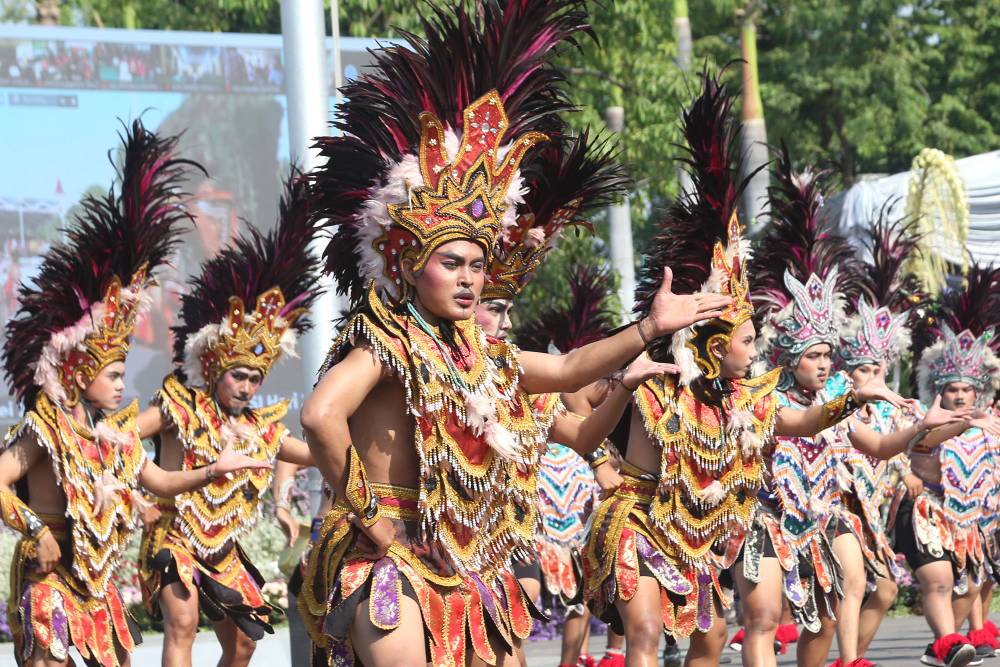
top-left (1, 614), bottom-right (994, 665)
top-left (522, 614), bottom-right (972, 666)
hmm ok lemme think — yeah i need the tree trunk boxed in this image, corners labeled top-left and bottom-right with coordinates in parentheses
top-left (674, 0), bottom-right (694, 199)
top-left (739, 11), bottom-right (769, 237)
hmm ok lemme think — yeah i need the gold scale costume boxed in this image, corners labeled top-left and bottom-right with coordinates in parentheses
top-left (582, 74), bottom-right (861, 639)
top-left (138, 171), bottom-right (323, 639)
top-left (294, 2), bottom-right (623, 664)
top-left (0, 122), bottom-right (194, 666)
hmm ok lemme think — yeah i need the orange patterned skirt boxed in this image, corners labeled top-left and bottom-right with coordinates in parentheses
top-left (298, 484), bottom-right (540, 667)
top-left (8, 515), bottom-right (141, 667)
top-left (582, 472), bottom-right (724, 639)
top-left (139, 508), bottom-right (276, 640)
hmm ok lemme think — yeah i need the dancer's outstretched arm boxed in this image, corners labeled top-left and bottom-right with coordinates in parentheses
top-left (550, 355), bottom-right (678, 456)
top-left (138, 442), bottom-right (271, 496)
top-left (520, 268), bottom-right (730, 394)
top-left (846, 396), bottom-right (972, 460)
top-left (776, 365), bottom-right (903, 437)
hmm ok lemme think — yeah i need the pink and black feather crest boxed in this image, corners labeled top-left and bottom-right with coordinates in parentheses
top-left (750, 142), bottom-right (864, 321)
top-left (310, 0), bottom-right (591, 306)
top-left (3, 119), bottom-right (200, 406)
top-left (518, 128), bottom-right (631, 230)
top-left (515, 263), bottom-right (617, 353)
top-left (857, 203), bottom-right (927, 319)
top-left (912, 263), bottom-right (1000, 358)
top-left (171, 166), bottom-right (323, 371)
top-left (634, 68), bottom-right (758, 318)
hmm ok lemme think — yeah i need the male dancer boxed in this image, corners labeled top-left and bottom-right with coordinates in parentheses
top-left (0, 121), bottom-right (268, 667)
top-left (582, 71), bottom-right (965, 667)
top-left (295, 4), bottom-right (731, 666)
top-left (137, 170), bottom-right (319, 667)
top-left (898, 268), bottom-right (1000, 667)
top-left (822, 212), bottom-right (929, 667)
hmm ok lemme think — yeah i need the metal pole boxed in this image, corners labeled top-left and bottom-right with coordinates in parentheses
top-left (330, 0), bottom-right (344, 95)
top-left (280, 0), bottom-right (334, 516)
top-left (605, 106), bottom-right (635, 318)
top-left (280, 3), bottom-right (332, 664)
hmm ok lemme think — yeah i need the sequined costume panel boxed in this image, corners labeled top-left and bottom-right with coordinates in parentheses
top-left (829, 399), bottom-right (917, 582)
top-left (582, 467), bottom-right (723, 639)
top-left (8, 515), bottom-right (141, 667)
top-left (5, 395), bottom-right (146, 601)
top-left (739, 501), bottom-right (841, 634)
top-left (299, 485), bottom-right (541, 667)
top-left (940, 428), bottom-right (995, 532)
top-left (771, 376), bottom-right (850, 552)
top-left (153, 373), bottom-right (287, 559)
top-left (139, 506), bottom-right (276, 639)
top-left (321, 291), bottom-right (548, 579)
top-left (535, 443), bottom-right (598, 602)
top-left (632, 369), bottom-right (781, 567)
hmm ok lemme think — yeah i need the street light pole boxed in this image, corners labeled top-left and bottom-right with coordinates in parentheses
top-left (605, 106), bottom-right (635, 318)
top-left (279, 3), bottom-right (332, 664)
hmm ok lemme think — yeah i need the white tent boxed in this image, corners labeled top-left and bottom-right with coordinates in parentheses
top-left (830, 149), bottom-right (1000, 265)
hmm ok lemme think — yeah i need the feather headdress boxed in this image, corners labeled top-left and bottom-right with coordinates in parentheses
top-left (914, 264), bottom-right (1000, 405)
top-left (173, 167), bottom-right (323, 387)
top-left (483, 130), bottom-right (630, 300)
top-left (751, 144), bottom-right (862, 377)
top-left (633, 68), bottom-right (757, 385)
top-left (515, 263), bottom-right (618, 353)
top-left (840, 206), bottom-right (923, 369)
top-left (3, 120), bottom-right (198, 407)
top-left (309, 0), bottom-right (591, 308)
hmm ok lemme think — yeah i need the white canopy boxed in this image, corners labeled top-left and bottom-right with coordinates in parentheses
top-left (830, 149), bottom-right (1000, 265)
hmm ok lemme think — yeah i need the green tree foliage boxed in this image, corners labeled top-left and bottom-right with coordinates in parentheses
top-left (727, 1), bottom-right (1000, 186)
top-left (52, 0), bottom-right (1000, 315)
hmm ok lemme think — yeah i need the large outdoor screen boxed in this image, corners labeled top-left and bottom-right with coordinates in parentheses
top-left (0, 24), bottom-right (381, 431)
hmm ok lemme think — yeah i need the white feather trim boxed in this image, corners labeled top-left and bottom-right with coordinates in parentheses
top-left (92, 421), bottom-right (133, 449)
top-left (670, 327), bottom-right (701, 386)
top-left (463, 390), bottom-right (497, 437)
top-left (221, 418), bottom-right (257, 447)
top-left (278, 327), bottom-right (299, 359)
top-left (93, 471), bottom-right (127, 515)
top-left (181, 321), bottom-right (224, 387)
top-left (728, 408), bottom-right (762, 458)
top-left (484, 420), bottom-right (523, 462)
top-left (699, 480), bottom-right (727, 506)
top-left (916, 339), bottom-right (945, 406)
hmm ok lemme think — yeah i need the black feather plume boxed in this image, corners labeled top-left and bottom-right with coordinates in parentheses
top-left (3, 120), bottom-right (200, 406)
top-left (172, 166), bottom-right (323, 370)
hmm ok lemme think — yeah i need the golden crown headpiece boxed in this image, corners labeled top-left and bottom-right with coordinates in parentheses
top-left (673, 214), bottom-right (755, 385)
top-left (182, 286), bottom-right (306, 387)
top-left (37, 264), bottom-right (151, 406)
top-left (710, 213), bottom-right (754, 327)
top-left (370, 91), bottom-right (547, 297)
top-left (481, 202), bottom-right (583, 301)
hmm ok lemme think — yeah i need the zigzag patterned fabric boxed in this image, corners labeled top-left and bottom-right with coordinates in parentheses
top-left (940, 428), bottom-right (996, 530)
top-left (846, 401), bottom-right (912, 521)
top-left (987, 433), bottom-right (1000, 533)
top-left (771, 375), bottom-right (850, 550)
top-left (537, 443), bottom-right (599, 547)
